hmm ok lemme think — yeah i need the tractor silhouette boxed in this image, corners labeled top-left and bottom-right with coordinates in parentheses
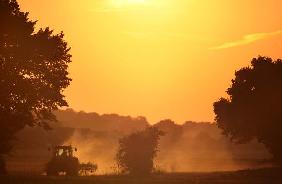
top-left (46, 145), bottom-right (79, 176)
top-left (46, 145), bottom-right (97, 176)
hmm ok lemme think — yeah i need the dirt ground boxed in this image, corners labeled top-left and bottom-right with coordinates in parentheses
top-left (1, 167), bottom-right (282, 184)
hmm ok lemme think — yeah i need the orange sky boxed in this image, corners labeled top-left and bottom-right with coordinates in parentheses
top-left (18, 0), bottom-right (282, 123)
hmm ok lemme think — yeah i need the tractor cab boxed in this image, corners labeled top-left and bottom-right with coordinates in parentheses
top-left (46, 145), bottom-right (79, 176)
top-left (53, 146), bottom-right (76, 157)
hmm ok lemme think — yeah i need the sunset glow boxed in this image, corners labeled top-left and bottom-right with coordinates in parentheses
top-left (4, 0), bottom-right (282, 180)
top-left (17, 0), bottom-right (282, 123)
top-left (111, 0), bottom-right (146, 6)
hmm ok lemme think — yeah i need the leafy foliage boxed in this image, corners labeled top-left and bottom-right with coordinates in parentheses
top-left (116, 127), bottom-right (164, 175)
top-left (214, 56), bottom-right (282, 163)
top-left (0, 0), bottom-right (71, 173)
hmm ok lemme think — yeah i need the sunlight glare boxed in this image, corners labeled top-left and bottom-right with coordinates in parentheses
top-left (111, 0), bottom-right (146, 8)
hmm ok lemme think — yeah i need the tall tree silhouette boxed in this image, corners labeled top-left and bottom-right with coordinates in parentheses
top-left (214, 56), bottom-right (282, 163)
top-left (0, 0), bottom-right (71, 173)
top-left (116, 127), bottom-right (164, 175)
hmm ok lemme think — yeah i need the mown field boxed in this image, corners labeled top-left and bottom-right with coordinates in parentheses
top-left (1, 168), bottom-right (282, 184)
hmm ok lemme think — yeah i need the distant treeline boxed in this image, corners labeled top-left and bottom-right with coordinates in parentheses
top-left (8, 109), bottom-right (271, 174)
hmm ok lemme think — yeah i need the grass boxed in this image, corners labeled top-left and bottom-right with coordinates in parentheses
top-left (1, 167), bottom-right (282, 184)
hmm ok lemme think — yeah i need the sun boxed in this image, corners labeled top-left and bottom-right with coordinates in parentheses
top-left (111, 0), bottom-right (146, 7)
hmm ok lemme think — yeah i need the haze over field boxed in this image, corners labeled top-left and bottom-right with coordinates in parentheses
top-left (7, 110), bottom-right (271, 174)
top-left (18, 0), bottom-right (282, 123)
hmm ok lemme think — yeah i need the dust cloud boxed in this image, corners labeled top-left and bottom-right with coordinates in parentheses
top-left (155, 121), bottom-right (271, 172)
top-left (58, 110), bottom-right (271, 173)
top-left (63, 129), bottom-right (119, 174)
top-left (10, 109), bottom-right (271, 174)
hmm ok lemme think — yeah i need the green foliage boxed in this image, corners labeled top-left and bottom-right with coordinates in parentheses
top-left (116, 127), bottom-right (164, 175)
top-left (214, 56), bottom-right (282, 163)
top-left (0, 0), bottom-right (71, 172)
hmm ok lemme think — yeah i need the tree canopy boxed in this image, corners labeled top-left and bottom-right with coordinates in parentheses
top-left (0, 0), bottom-right (71, 173)
top-left (116, 127), bottom-right (164, 175)
top-left (214, 56), bottom-right (282, 163)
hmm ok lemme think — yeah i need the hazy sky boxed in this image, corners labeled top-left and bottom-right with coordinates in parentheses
top-left (18, 0), bottom-right (282, 123)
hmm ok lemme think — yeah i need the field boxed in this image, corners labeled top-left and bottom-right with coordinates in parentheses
top-left (1, 168), bottom-right (282, 184)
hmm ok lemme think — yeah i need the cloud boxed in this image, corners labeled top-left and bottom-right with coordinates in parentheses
top-left (209, 30), bottom-right (282, 50)
top-left (122, 31), bottom-right (209, 42)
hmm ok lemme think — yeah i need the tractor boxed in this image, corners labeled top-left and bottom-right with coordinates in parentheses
top-left (46, 145), bottom-right (98, 176)
top-left (46, 145), bottom-right (79, 176)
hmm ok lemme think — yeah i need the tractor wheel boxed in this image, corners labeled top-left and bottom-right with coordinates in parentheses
top-left (46, 169), bottom-right (59, 176)
top-left (46, 161), bottom-right (59, 176)
top-left (66, 158), bottom-right (79, 176)
top-left (66, 169), bottom-right (78, 176)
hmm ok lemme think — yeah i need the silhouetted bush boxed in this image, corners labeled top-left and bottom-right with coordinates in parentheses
top-left (116, 127), bottom-right (164, 175)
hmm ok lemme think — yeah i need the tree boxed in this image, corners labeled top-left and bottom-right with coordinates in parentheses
top-left (214, 56), bottom-right (282, 163)
top-left (0, 0), bottom-right (71, 173)
top-left (116, 127), bottom-right (164, 175)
